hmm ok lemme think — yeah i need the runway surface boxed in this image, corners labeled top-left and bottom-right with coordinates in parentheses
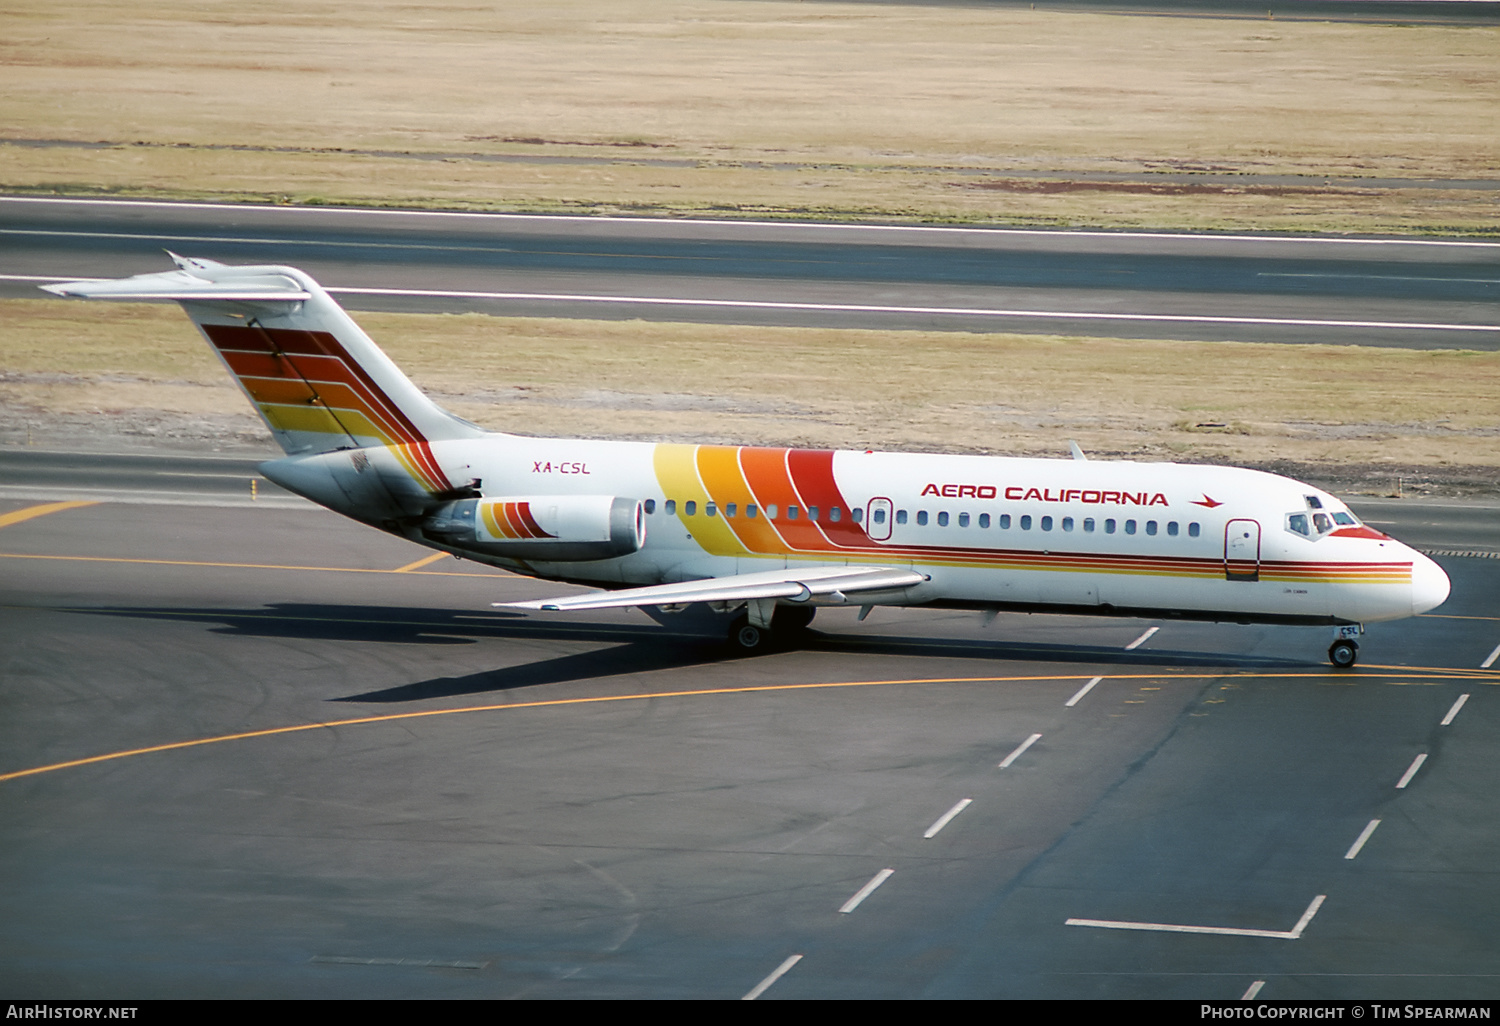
top-left (3, 197), bottom-right (1498, 348)
top-left (1, 459), bottom-right (1496, 999)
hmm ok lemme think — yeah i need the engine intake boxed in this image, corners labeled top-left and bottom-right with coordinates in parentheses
top-left (423, 495), bottom-right (645, 562)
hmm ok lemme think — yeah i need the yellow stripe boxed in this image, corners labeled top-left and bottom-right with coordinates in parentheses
top-left (393, 551), bottom-right (448, 573)
top-left (0, 500), bottom-right (99, 530)
top-left (4, 668), bottom-right (1492, 786)
top-left (652, 443), bottom-right (746, 556)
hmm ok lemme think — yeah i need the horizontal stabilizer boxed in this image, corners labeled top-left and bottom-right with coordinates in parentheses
top-left (42, 269), bottom-right (310, 303)
top-left (498, 565), bottom-right (926, 612)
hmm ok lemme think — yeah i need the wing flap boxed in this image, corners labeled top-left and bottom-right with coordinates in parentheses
top-left (497, 565), bottom-right (926, 612)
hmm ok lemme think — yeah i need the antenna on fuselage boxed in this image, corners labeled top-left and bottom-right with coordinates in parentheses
top-left (1069, 441), bottom-right (1088, 461)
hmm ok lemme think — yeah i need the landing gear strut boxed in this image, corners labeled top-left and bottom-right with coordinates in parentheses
top-left (725, 606), bottom-right (817, 654)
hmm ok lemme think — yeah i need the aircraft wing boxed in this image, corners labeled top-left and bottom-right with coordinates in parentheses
top-left (496, 565), bottom-right (926, 612)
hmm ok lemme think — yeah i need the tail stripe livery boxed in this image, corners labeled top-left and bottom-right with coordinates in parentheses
top-left (202, 323), bottom-right (454, 494)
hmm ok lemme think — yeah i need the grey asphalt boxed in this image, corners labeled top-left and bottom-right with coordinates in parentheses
top-left (3, 197), bottom-right (1498, 347)
top-left (0, 462), bottom-right (1496, 999)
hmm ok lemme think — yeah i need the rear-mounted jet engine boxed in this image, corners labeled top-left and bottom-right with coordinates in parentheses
top-left (424, 495), bottom-right (645, 562)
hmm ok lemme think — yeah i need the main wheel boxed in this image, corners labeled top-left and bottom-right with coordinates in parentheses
top-left (1328, 639), bottom-right (1358, 668)
top-left (727, 615), bottom-right (766, 654)
top-left (772, 605), bottom-right (816, 632)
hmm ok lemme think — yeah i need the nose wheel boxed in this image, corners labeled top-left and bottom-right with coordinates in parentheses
top-left (1328, 639), bottom-right (1359, 668)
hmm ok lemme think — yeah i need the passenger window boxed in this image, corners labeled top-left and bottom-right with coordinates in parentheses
top-left (1020, 515), bottom-right (1032, 530)
top-left (665, 499), bottom-right (676, 515)
top-left (979, 513), bottom-right (991, 528)
top-left (684, 501), bottom-right (697, 516)
top-left (1288, 513), bottom-right (1309, 536)
top-left (808, 506), bottom-right (819, 521)
top-left (706, 502), bottom-right (717, 517)
top-left (1062, 517), bottom-right (1074, 532)
top-left (1105, 518), bottom-right (1116, 534)
top-left (746, 504), bottom-right (758, 519)
top-left (829, 507), bottom-right (841, 522)
top-left (1041, 516), bottom-right (1053, 531)
top-left (787, 506), bottom-right (800, 520)
top-left (873, 508), bottom-right (887, 525)
top-left (917, 510), bottom-right (929, 526)
top-left (1189, 522), bottom-right (1200, 538)
top-left (644, 499), bottom-right (656, 514)
top-left (766, 504), bottom-right (778, 519)
top-left (726, 503), bottom-right (737, 518)
top-left (896, 509), bottom-right (908, 525)
top-left (1084, 518), bottom-right (1095, 533)
top-left (999, 514), bottom-right (1011, 529)
top-left (1125, 520), bottom-right (1137, 535)
top-left (1167, 521), bottom-right (1179, 537)
top-left (958, 512), bottom-right (970, 528)
top-left (851, 508), bottom-right (863, 524)
top-left (937, 511), bottom-right (949, 527)
top-left (1146, 520), bottom-right (1157, 536)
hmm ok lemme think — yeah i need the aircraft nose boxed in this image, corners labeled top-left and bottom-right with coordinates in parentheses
top-left (1411, 550), bottom-right (1451, 616)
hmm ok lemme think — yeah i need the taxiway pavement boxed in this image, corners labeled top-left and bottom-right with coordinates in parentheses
top-left (1, 474), bottom-right (1496, 998)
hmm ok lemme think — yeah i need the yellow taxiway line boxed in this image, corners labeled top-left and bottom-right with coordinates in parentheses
top-left (0, 500), bottom-right (99, 531)
top-left (2, 669), bottom-right (1492, 786)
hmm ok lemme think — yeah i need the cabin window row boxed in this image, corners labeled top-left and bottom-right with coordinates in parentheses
top-left (643, 499), bottom-right (1200, 538)
top-left (646, 499), bottom-right (861, 522)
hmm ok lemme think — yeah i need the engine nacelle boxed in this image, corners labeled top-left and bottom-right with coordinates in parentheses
top-left (423, 495), bottom-right (645, 561)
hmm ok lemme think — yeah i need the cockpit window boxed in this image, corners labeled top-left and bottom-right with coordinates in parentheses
top-left (1332, 512), bottom-right (1357, 526)
top-left (1313, 512), bottom-right (1332, 534)
top-left (1305, 495), bottom-right (1323, 510)
top-left (1287, 513), bottom-right (1310, 536)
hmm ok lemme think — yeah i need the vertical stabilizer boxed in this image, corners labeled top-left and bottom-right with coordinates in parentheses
top-left (44, 257), bottom-right (485, 492)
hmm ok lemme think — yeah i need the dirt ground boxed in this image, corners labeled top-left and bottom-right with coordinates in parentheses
top-left (2, 0), bottom-right (1498, 232)
top-left (3, 301), bottom-right (1497, 497)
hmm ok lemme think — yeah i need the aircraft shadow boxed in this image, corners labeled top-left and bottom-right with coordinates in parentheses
top-left (73, 603), bottom-right (1315, 705)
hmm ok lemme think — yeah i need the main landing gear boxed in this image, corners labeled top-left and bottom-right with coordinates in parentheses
top-left (726, 605), bottom-right (816, 654)
top-left (1328, 623), bottom-right (1364, 668)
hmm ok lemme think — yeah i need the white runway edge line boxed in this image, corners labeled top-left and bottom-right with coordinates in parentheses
top-left (1481, 644), bottom-right (1500, 670)
top-left (1066, 676), bottom-right (1103, 707)
top-left (840, 869), bottom-right (895, 914)
top-left (742, 954), bottom-right (802, 1001)
top-left (924, 798), bottom-right (973, 839)
top-left (1243, 981), bottom-right (1267, 1001)
top-left (1124, 626), bottom-right (1160, 651)
top-left (1396, 753), bottom-right (1428, 789)
top-left (10, 273), bottom-right (1498, 334)
top-left (1441, 693), bottom-right (1471, 726)
top-left (1066, 895), bottom-right (1326, 940)
top-left (1344, 819), bottom-right (1382, 860)
top-left (998, 733), bottom-right (1043, 769)
top-left (8, 197), bottom-right (1500, 248)
top-left (327, 287), bottom-right (1500, 335)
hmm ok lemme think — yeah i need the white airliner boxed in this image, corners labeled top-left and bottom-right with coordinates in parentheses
top-left (44, 255), bottom-right (1450, 667)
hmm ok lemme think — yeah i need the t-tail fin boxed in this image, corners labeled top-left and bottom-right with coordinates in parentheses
top-left (43, 256), bottom-right (484, 480)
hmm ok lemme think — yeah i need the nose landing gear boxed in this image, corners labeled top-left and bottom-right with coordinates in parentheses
top-left (1328, 623), bottom-right (1364, 668)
